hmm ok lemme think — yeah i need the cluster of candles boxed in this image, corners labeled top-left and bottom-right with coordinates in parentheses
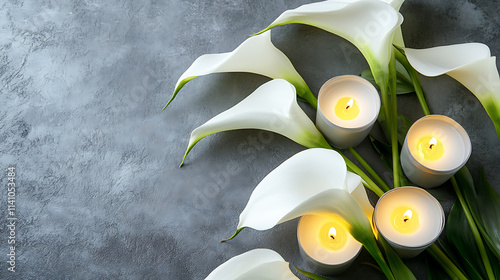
top-left (299, 75), bottom-right (471, 274)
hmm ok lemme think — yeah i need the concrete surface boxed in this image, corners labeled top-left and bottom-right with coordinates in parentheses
top-left (0, 0), bottom-right (499, 279)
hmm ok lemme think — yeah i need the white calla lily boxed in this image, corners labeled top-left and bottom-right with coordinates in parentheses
top-left (255, 0), bottom-right (403, 88)
top-left (405, 43), bottom-right (500, 140)
top-left (231, 148), bottom-right (395, 279)
top-left (180, 79), bottom-right (330, 166)
top-left (166, 30), bottom-right (317, 109)
top-left (205, 249), bottom-right (298, 280)
top-left (237, 148), bottom-right (372, 232)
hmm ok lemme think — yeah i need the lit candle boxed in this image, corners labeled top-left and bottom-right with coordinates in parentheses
top-left (400, 115), bottom-right (471, 188)
top-left (374, 187), bottom-right (445, 258)
top-left (316, 75), bottom-right (380, 149)
top-left (334, 97), bottom-right (360, 121)
top-left (297, 214), bottom-right (362, 275)
top-left (416, 136), bottom-right (444, 161)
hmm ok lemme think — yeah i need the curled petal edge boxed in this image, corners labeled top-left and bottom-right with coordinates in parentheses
top-left (166, 30), bottom-right (316, 109)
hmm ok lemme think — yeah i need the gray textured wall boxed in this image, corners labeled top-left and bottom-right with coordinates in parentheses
top-left (1, 0), bottom-right (499, 279)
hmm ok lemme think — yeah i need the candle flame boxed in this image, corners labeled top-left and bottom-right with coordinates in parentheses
top-left (329, 227), bottom-right (336, 239)
top-left (429, 137), bottom-right (437, 149)
top-left (345, 98), bottom-right (354, 110)
top-left (403, 210), bottom-right (412, 222)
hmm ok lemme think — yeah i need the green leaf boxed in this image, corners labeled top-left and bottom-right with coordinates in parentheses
top-left (369, 135), bottom-right (392, 171)
top-left (427, 253), bottom-right (452, 280)
top-left (369, 135), bottom-right (412, 187)
top-left (374, 108), bottom-right (413, 188)
top-left (376, 109), bottom-right (413, 146)
top-left (361, 69), bottom-right (414, 95)
top-left (395, 59), bottom-right (412, 84)
top-left (487, 248), bottom-right (500, 279)
top-left (446, 201), bottom-right (487, 280)
top-left (396, 113), bottom-right (413, 146)
top-left (474, 169), bottom-right (500, 261)
top-left (456, 167), bottom-right (500, 261)
top-left (436, 239), bottom-right (469, 279)
top-left (293, 263), bottom-right (330, 280)
top-left (380, 236), bottom-right (417, 280)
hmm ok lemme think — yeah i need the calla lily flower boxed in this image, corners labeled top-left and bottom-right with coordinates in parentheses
top-left (404, 43), bottom-right (500, 140)
top-left (180, 79), bottom-right (330, 166)
top-left (237, 148), bottom-right (372, 232)
top-left (205, 249), bottom-right (298, 280)
top-left (166, 30), bottom-right (317, 109)
top-left (232, 148), bottom-right (396, 279)
top-left (254, 0), bottom-right (403, 89)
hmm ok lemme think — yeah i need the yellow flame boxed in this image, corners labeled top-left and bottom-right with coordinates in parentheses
top-left (346, 98), bottom-right (354, 109)
top-left (429, 137), bottom-right (437, 149)
top-left (328, 227), bottom-right (336, 239)
top-left (403, 210), bottom-right (413, 220)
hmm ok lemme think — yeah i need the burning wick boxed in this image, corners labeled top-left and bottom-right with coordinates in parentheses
top-left (429, 137), bottom-right (437, 150)
top-left (345, 98), bottom-right (354, 110)
top-left (329, 227), bottom-right (337, 240)
top-left (403, 210), bottom-right (412, 222)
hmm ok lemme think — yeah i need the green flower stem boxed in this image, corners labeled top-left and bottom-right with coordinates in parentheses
top-left (380, 86), bottom-right (399, 188)
top-left (394, 47), bottom-right (431, 116)
top-left (332, 148), bottom-right (385, 197)
top-left (392, 46), bottom-right (481, 280)
top-left (427, 244), bottom-right (469, 280)
top-left (364, 242), bottom-right (396, 280)
top-left (451, 176), bottom-right (496, 280)
top-left (389, 50), bottom-right (400, 188)
top-left (347, 147), bottom-right (390, 192)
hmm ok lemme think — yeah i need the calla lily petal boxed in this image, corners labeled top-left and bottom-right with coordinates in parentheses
top-left (255, 0), bottom-right (403, 88)
top-left (404, 43), bottom-right (490, 77)
top-left (234, 148), bottom-right (394, 279)
top-left (405, 43), bottom-right (500, 140)
top-left (237, 148), bottom-right (373, 231)
top-left (381, 0), bottom-right (404, 11)
top-left (205, 248), bottom-right (298, 280)
top-left (180, 79), bottom-right (330, 166)
top-left (380, 0), bottom-right (405, 47)
top-left (166, 30), bottom-right (316, 109)
top-left (346, 172), bottom-right (374, 218)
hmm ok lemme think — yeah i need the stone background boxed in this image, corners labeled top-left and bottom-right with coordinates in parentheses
top-left (0, 0), bottom-right (499, 279)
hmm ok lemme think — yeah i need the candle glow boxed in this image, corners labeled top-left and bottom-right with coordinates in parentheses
top-left (316, 75), bottom-right (380, 149)
top-left (320, 222), bottom-right (347, 251)
top-left (401, 115), bottom-right (471, 188)
top-left (334, 97), bottom-right (359, 121)
top-left (298, 214), bottom-right (362, 274)
top-left (391, 206), bottom-right (420, 234)
top-left (417, 136), bottom-right (444, 161)
top-left (374, 187), bottom-right (445, 258)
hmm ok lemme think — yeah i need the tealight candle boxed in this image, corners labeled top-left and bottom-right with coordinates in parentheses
top-left (400, 115), bottom-right (471, 188)
top-left (297, 214), bottom-right (362, 275)
top-left (374, 187), bottom-right (445, 258)
top-left (316, 75), bottom-right (380, 149)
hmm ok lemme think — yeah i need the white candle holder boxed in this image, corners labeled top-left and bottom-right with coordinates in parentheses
top-left (297, 214), bottom-right (362, 275)
top-left (373, 187), bottom-right (445, 258)
top-left (316, 75), bottom-right (380, 149)
top-left (400, 115), bottom-right (471, 188)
